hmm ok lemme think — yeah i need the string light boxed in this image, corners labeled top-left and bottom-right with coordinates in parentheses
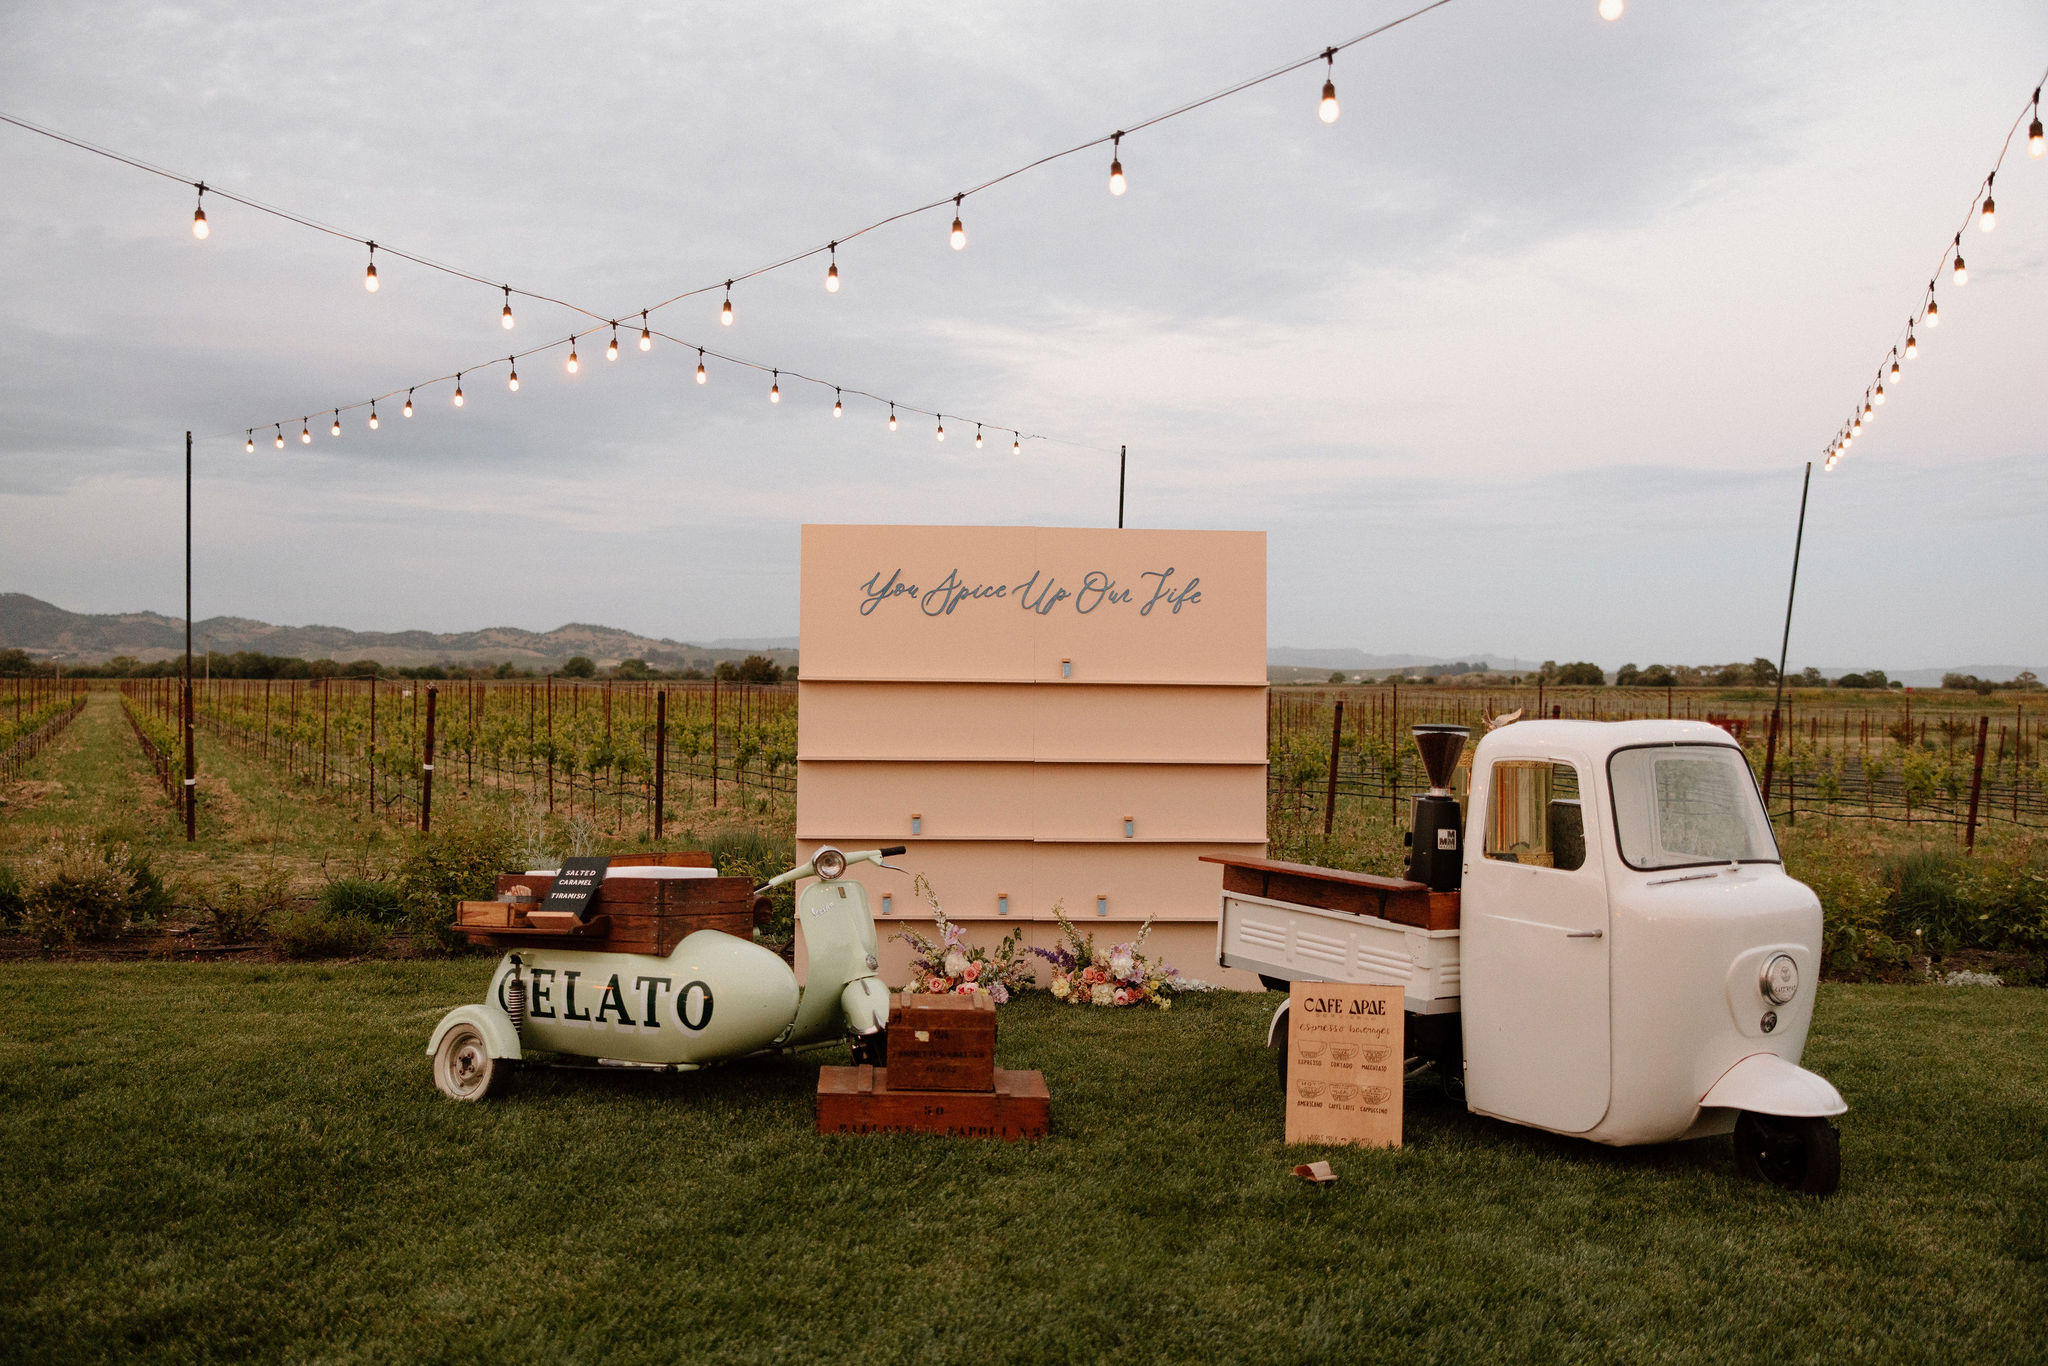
top-left (1905, 326), bottom-right (1917, 359)
top-left (1979, 178), bottom-right (1996, 232)
top-left (331, 411), bottom-right (341, 436)
top-left (1599, 0), bottom-right (1623, 19)
top-left (1926, 287), bottom-right (1939, 327)
top-left (245, 430), bottom-right (255, 453)
top-left (975, 424), bottom-right (983, 448)
top-left (696, 349), bottom-right (708, 384)
top-left (888, 403), bottom-right (898, 431)
top-left (273, 425), bottom-right (284, 449)
top-left (769, 371), bottom-right (780, 403)
top-left (454, 374), bottom-right (465, 406)
top-left (950, 195), bottom-right (966, 250)
top-left (1319, 49), bottom-right (1340, 124)
top-left (364, 242), bottom-right (379, 292)
top-left (825, 243), bottom-right (840, 292)
top-left (567, 338), bottom-right (581, 374)
top-left (721, 282), bottom-right (733, 326)
top-left (608, 325), bottom-right (619, 362)
top-left (1888, 353), bottom-right (1901, 383)
top-left (2032, 90), bottom-right (2044, 157)
top-left (936, 416), bottom-right (945, 441)
top-left (833, 388), bottom-right (843, 417)
top-left (191, 183), bottom-right (207, 239)
top-left (1952, 236), bottom-right (1967, 285)
top-left (1013, 433), bottom-right (1022, 455)
top-left (1873, 381), bottom-right (1885, 406)
top-left (301, 420), bottom-right (311, 444)
top-left (507, 359), bottom-right (519, 392)
top-left (501, 286), bottom-right (515, 330)
top-left (639, 312), bottom-right (652, 351)
top-left (1108, 133), bottom-right (1126, 195)
top-left (403, 388), bottom-right (414, 417)
top-left (368, 403), bottom-right (379, 428)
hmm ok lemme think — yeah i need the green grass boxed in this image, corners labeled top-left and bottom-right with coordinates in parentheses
top-left (1, 967), bottom-right (2042, 1364)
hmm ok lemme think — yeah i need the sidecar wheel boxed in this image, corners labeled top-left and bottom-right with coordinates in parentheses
top-left (433, 1022), bottom-right (505, 1102)
top-left (1733, 1111), bottom-right (1840, 1196)
top-left (849, 1028), bottom-right (888, 1068)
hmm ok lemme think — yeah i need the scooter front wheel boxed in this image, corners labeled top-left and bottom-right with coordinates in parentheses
top-left (433, 1022), bottom-right (506, 1102)
top-left (1733, 1111), bottom-right (1840, 1196)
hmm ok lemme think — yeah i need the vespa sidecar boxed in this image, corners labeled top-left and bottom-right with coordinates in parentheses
top-left (427, 845), bottom-right (904, 1100)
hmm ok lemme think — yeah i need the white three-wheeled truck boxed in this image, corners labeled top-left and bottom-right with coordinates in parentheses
top-left (1216, 720), bottom-right (1848, 1194)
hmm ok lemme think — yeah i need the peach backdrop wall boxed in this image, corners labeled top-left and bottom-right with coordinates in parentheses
top-left (796, 524), bottom-right (1267, 989)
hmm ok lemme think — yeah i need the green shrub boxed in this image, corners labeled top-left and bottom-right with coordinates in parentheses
top-left (272, 909), bottom-right (387, 960)
top-left (124, 853), bottom-right (174, 925)
top-left (319, 878), bottom-right (404, 926)
top-left (194, 869), bottom-right (292, 944)
top-left (702, 827), bottom-right (792, 943)
top-left (0, 865), bottom-right (22, 929)
top-left (18, 838), bottom-right (142, 950)
top-left (395, 820), bottom-right (515, 954)
top-left (1883, 848), bottom-right (1973, 955)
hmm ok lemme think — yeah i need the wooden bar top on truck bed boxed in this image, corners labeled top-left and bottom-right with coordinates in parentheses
top-left (1200, 854), bottom-right (1459, 931)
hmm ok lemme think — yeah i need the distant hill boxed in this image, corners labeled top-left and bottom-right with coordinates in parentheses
top-left (0, 593), bottom-right (794, 672)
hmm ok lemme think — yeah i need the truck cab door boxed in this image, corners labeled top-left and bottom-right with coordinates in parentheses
top-left (1461, 756), bottom-right (1611, 1133)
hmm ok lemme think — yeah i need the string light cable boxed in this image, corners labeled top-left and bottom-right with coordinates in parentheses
top-left (1821, 65), bottom-right (2046, 473)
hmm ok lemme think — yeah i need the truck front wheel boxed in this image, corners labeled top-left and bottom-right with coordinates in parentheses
top-left (1733, 1111), bottom-right (1841, 1196)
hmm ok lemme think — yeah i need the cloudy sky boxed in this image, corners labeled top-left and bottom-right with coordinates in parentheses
top-left (2, 1), bottom-right (2044, 670)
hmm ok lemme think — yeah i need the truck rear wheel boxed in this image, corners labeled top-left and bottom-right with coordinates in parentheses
top-left (1733, 1111), bottom-right (1840, 1195)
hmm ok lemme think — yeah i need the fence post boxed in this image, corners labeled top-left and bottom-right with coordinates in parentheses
top-left (1323, 700), bottom-right (1344, 836)
top-left (1761, 709), bottom-right (1781, 810)
top-left (1965, 715), bottom-right (1989, 852)
top-left (711, 676), bottom-right (720, 810)
top-left (421, 686), bottom-right (437, 834)
top-left (653, 689), bottom-right (667, 839)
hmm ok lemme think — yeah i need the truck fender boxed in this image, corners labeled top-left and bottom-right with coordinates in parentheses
top-left (1699, 1052), bottom-right (1845, 1118)
top-left (840, 975), bottom-right (891, 1037)
top-left (426, 1004), bottom-right (523, 1062)
top-left (1266, 998), bottom-right (1290, 1049)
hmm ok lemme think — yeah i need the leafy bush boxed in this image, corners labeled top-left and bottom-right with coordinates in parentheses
top-left (191, 869), bottom-right (292, 944)
top-left (0, 865), bottom-right (22, 929)
top-left (18, 838), bottom-right (145, 950)
top-left (272, 908), bottom-right (387, 960)
top-left (319, 878), bottom-right (404, 926)
top-left (124, 852), bottom-right (174, 925)
top-left (395, 820), bottom-right (516, 953)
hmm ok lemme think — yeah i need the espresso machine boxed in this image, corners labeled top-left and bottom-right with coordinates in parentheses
top-left (1405, 724), bottom-right (1470, 891)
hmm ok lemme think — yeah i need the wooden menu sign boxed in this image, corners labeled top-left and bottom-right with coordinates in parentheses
top-left (1285, 982), bottom-right (1404, 1148)
top-left (538, 856), bottom-right (611, 922)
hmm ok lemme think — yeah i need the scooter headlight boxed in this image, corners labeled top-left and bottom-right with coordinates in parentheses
top-left (1760, 954), bottom-right (1799, 1006)
top-left (812, 847), bottom-right (847, 881)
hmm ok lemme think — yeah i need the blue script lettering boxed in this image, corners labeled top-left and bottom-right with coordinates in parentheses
top-left (1075, 571), bottom-right (1133, 615)
top-left (859, 569), bottom-right (917, 616)
top-left (920, 569), bottom-right (1009, 616)
top-left (1013, 570), bottom-right (1070, 616)
top-left (1139, 568), bottom-right (1202, 616)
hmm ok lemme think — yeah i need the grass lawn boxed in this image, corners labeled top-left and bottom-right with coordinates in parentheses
top-left (2, 968), bottom-right (2042, 1365)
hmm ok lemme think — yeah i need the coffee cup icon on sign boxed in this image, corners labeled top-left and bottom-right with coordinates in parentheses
top-left (1360, 1085), bottom-right (1392, 1106)
top-left (1330, 1044), bottom-right (1357, 1065)
top-left (1298, 1080), bottom-right (1327, 1099)
top-left (1297, 1042), bottom-right (1326, 1063)
top-left (1331, 1082), bottom-right (1361, 1104)
top-left (1360, 1046), bottom-right (1389, 1066)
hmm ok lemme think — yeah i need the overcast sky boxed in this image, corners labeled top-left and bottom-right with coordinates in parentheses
top-left (2, 1), bottom-right (2044, 670)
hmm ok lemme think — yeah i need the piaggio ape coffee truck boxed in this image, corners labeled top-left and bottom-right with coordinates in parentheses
top-left (426, 845), bottom-right (906, 1100)
top-left (1211, 719), bottom-right (1848, 1194)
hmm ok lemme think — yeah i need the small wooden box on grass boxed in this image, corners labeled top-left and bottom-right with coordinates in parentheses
top-left (816, 1066), bottom-right (1050, 1141)
top-left (887, 994), bottom-right (996, 1091)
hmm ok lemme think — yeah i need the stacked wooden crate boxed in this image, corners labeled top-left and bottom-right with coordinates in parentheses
top-left (816, 994), bottom-right (1050, 1140)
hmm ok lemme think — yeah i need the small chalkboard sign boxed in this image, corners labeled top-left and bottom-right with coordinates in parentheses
top-left (539, 856), bottom-right (611, 922)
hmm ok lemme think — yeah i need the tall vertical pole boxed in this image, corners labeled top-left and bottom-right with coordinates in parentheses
top-left (420, 686), bottom-right (437, 834)
top-left (711, 676), bottom-right (720, 809)
top-left (1762, 461), bottom-right (1812, 809)
top-left (1323, 699), bottom-right (1345, 836)
top-left (1117, 445), bottom-right (1126, 529)
top-left (653, 689), bottom-right (667, 839)
top-left (183, 431), bottom-right (196, 841)
top-left (1965, 715), bottom-right (1989, 852)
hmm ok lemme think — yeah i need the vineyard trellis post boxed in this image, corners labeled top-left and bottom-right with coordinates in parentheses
top-left (421, 685), bottom-right (437, 834)
top-left (653, 689), bottom-right (667, 838)
top-left (1323, 699), bottom-right (1344, 836)
top-left (1965, 714), bottom-right (1988, 852)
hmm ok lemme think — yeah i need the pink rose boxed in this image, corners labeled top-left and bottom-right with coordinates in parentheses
top-left (955, 983), bottom-right (977, 995)
top-left (1113, 988), bottom-right (1130, 1006)
top-left (964, 961), bottom-right (982, 982)
top-left (929, 976), bottom-right (949, 993)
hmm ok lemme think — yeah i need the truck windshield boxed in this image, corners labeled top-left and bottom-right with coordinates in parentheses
top-left (1607, 744), bottom-right (1779, 870)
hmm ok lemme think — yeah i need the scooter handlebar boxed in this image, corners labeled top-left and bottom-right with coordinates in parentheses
top-left (879, 845), bottom-right (907, 857)
top-left (756, 846), bottom-right (910, 892)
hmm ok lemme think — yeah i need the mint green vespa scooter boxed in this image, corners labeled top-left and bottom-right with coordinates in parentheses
top-left (426, 845), bottom-right (905, 1100)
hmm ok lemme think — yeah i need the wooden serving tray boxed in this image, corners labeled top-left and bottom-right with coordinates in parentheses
top-left (1200, 854), bottom-right (1460, 931)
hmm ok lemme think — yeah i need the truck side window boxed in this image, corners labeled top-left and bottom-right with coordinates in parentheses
top-left (1484, 761), bottom-right (1586, 872)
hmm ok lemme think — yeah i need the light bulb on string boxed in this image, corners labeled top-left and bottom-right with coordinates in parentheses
top-left (1013, 433), bottom-right (1022, 456)
top-left (1874, 382), bottom-right (1885, 406)
top-left (368, 403), bottom-right (379, 429)
top-left (501, 286), bottom-right (515, 330)
top-left (454, 374), bottom-right (465, 406)
top-left (1599, 0), bottom-right (1623, 19)
top-left (833, 388), bottom-right (843, 418)
top-left (301, 420), bottom-right (311, 444)
top-left (825, 243), bottom-right (840, 292)
top-left (1108, 132), bottom-right (1126, 195)
top-left (950, 195), bottom-right (966, 250)
top-left (639, 312), bottom-right (652, 351)
top-left (273, 425), bottom-right (284, 449)
top-left (508, 359), bottom-right (519, 392)
top-left (191, 183), bottom-right (208, 239)
top-left (974, 425), bottom-right (983, 449)
top-left (245, 431), bottom-right (255, 453)
top-left (1906, 323), bottom-right (1919, 356)
top-left (1862, 398), bottom-right (1874, 423)
top-left (567, 339), bottom-right (579, 374)
top-left (722, 282), bottom-right (734, 325)
top-left (331, 411), bottom-right (341, 436)
top-left (1925, 290), bottom-right (1939, 327)
top-left (607, 326), bottom-right (619, 362)
top-left (696, 349), bottom-right (708, 384)
top-left (769, 371), bottom-right (780, 403)
top-left (936, 416), bottom-right (945, 442)
top-left (364, 242), bottom-right (379, 292)
top-left (1953, 238), bottom-right (1967, 285)
top-left (888, 404), bottom-right (898, 431)
top-left (2031, 91), bottom-right (2044, 156)
top-left (1980, 176), bottom-right (1996, 232)
top-left (403, 389), bottom-right (414, 417)
top-left (1889, 354), bottom-right (1901, 383)
top-left (1318, 49), bottom-right (1340, 123)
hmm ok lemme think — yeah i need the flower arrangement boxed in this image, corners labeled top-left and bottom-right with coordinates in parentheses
top-left (894, 875), bottom-right (1036, 1004)
top-left (1030, 903), bottom-right (1180, 1008)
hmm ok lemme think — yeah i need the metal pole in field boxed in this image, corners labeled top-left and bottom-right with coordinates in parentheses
top-left (711, 675), bottom-right (720, 809)
top-left (653, 689), bottom-right (667, 839)
top-left (1965, 715), bottom-right (1989, 851)
top-left (183, 430), bottom-right (196, 841)
top-left (1117, 445), bottom-right (1126, 529)
top-left (1762, 461), bottom-right (1812, 809)
top-left (1323, 699), bottom-right (1345, 836)
top-left (420, 685), bottom-right (437, 834)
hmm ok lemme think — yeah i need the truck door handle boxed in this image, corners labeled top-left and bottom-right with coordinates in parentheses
top-left (1565, 930), bottom-right (1604, 939)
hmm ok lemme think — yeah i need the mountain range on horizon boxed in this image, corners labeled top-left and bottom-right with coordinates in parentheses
top-left (2, 594), bottom-right (2032, 686)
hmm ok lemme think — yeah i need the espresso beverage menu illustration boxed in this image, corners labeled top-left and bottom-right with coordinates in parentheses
top-left (1285, 982), bottom-right (1404, 1148)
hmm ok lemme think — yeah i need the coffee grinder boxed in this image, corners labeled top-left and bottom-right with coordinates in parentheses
top-left (1406, 724), bottom-right (1471, 891)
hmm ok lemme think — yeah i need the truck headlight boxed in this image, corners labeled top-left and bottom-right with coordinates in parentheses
top-left (1760, 954), bottom-right (1799, 1005)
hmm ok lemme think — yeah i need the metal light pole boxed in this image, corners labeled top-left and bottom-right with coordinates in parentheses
top-left (183, 430), bottom-right (196, 841)
top-left (1761, 461), bottom-right (1812, 810)
top-left (1117, 445), bottom-right (1126, 529)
